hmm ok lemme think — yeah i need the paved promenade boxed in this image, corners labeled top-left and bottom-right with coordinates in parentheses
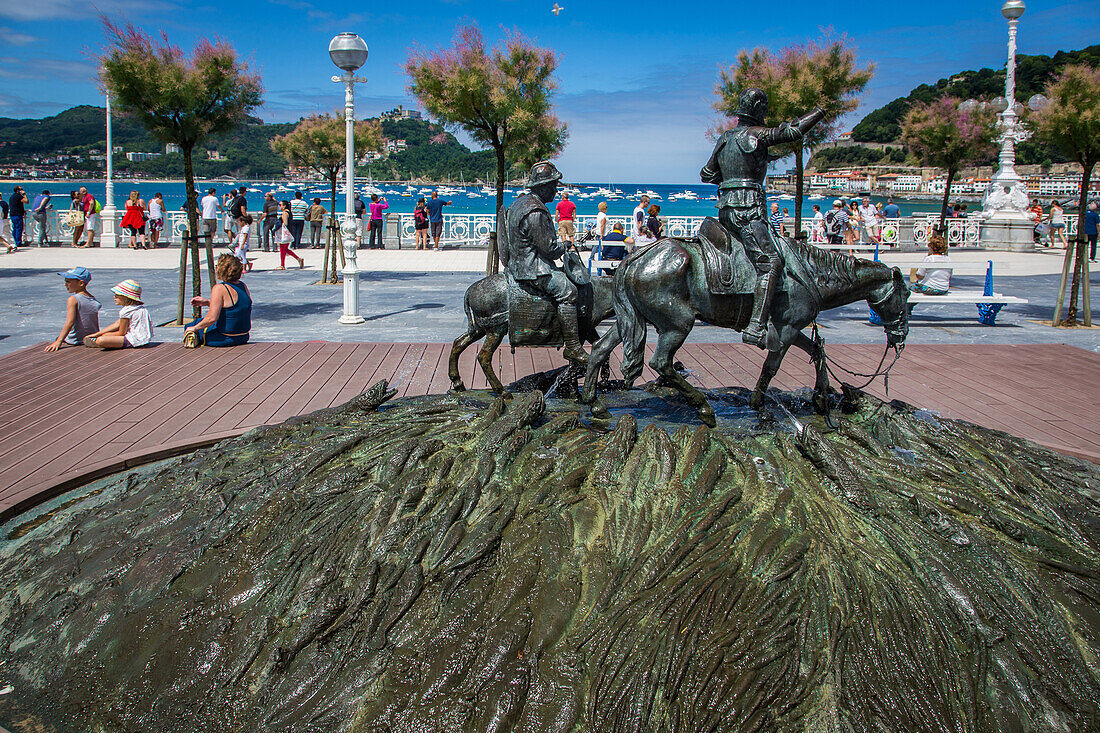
top-left (1, 341), bottom-right (1098, 523)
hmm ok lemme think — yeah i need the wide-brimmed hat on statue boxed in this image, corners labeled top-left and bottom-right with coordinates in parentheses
top-left (111, 279), bottom-right (144, 304)
top-left (734, 88), bottom-right (769, 125)
top-left (527, 161), bottom-right (563, 189)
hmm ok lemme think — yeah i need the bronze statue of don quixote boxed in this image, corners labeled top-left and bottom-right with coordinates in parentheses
top-left (452, 88), bottom-right (911, 425)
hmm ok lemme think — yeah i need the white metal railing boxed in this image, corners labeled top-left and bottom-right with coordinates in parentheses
top-left (18, 209), bottom-right (1079, 249)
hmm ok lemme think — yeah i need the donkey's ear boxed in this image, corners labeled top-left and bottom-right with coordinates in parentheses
top-left (892, 266), bottom-right (905, 283)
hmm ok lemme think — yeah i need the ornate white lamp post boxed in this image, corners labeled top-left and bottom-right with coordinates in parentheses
top-left (330, 32), bottom-right (368, 325)
top-left (980, 0), bottom-right (1041, 250)
top-left (100, 92), bottom-right (119, 248)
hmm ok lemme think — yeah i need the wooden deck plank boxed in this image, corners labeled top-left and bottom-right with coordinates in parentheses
top-left (3, 341), bottom-right (1100, 523)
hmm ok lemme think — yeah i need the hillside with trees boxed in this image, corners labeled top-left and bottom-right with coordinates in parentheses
top-left (0, 106), bottom-right (506, 181)
top-left (852, 45), bottom-right (1100, 143)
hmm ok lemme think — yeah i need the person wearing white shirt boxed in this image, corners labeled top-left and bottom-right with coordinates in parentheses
top-left (858, 196), bottom-right (880, 243)
top-left (200, 188), bottom-right (219, 241)
top-left (595, 201), bottom-right (609, 240)
top-left (810, 204), bottom-right (825, 243)
top-left (630, 195), bottom-right (650, 240)
top-left (910, 236), bottom-right (951, 295)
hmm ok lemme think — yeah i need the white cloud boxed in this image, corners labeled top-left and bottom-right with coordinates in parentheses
top-left (0, 0), bottom-right (172, 20)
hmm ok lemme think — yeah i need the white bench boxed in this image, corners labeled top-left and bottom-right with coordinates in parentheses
top-left (870, 259), bottom-right (1027, 325)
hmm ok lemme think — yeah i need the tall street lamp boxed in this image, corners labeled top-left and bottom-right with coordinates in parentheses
top-left (330, 32), bottom-right (368, 325)
top-left (980, 0), bottom-right (1042, 251)
top-left (101, 92), bottom-right (119, 247)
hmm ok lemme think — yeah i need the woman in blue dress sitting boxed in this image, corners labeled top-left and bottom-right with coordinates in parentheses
top-left (183, 254), bottom-right (252, 348)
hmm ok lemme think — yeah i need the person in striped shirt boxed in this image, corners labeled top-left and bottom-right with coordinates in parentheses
top-left (769, 202), bottom-right (784, 237)
top-left (289, 191), bottom-right (308, 250)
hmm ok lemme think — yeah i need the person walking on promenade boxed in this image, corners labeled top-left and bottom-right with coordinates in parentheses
top-left (1048, 200), bottom-right (1068, 248)
top-left (353, 193), bottom-right (366, 247)
top-left (231, 215), bottom-right (253, 272)
top-left (845, 200), bottom-right (859, 248)
top-left (0, 196), bottom-right (11, 252)
top-left (44, 267), bottom-right (100, 352)
top-left (32, 189), bottom-right (52, 247)
top-left (275, 200), bottom-right (305, 270)
top-left (1085, 202), bottom-right (1099, 262)
top-left (68, 191), bottom-right (85, 249)
top-left (556, 191), bottom-right (576, 245)
top-left (200, 188), bottom-right (219, 244)
top-left (121, 190), bottom-right (149, 250)
top-left (228, 186), bottom-right (248, 242)
top-left (183, 254), bottom-right (253, 348)
top-left (8, 186), bottom-right (28, 248)
top-left (289, 191), bottom-right (308, 251)
top-left (858, 195), bottom-right (881, 243)
top-left (425, 190), bottom-right (451, 249)
top-left (260, 191), bottom-right (278, 252)
top-left (631, 194), bottom-right (650, 241)
top-left (1029, 199), bottom-right (1047, 246)
top-left (810, 204), bottom-right (824, 243)
top-left (308, 198), bottom-right (327, 248)
top-left (368, 193), bottom-right (388, 249)
top-left (595, 201), bottom-right (609, 240)
top-left (148, 192), bottom-right (165, 248)
top-left (79, 186), bottom-right (99, 248)
top-left (646, 204), bottom-right (664, 240)
top-left (84, 279), bottom-right (152, 349)
top-left (824, 199), bottom-right (848, 245)
top-left (222, 189), bottom-right (237, 243)
top-left (413, 197), bottom-right (430, 249)
top-left (769, 202), bottom-right (784, 236)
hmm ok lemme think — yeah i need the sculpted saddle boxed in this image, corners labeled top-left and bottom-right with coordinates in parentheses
top-left (691, 217), bottom-right (757, 296)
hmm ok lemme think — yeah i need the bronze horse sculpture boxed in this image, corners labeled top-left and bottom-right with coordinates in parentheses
top-left (449, 273), bottom-right (616, 394)
top-left (581, 232), bottom-right (911, 426)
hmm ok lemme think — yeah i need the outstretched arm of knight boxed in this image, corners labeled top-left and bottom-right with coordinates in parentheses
top-left (760, 107), bottom-right (827, 147)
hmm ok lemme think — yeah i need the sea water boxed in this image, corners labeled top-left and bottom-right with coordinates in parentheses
top-left (3, 179), bottom-right (945, 220)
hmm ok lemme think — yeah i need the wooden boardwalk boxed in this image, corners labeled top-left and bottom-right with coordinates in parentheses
top-left (2, 341), bottom-right (1099, 522)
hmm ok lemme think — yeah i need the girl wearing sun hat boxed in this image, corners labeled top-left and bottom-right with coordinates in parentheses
top-left (84, 279), bottom-right (153, 349)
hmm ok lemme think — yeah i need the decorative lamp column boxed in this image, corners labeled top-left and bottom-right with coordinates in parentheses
top-left (329, 32), bottom-right (368, 325)
top-left (100, 92), bottom-right (119, 248)
top-left (979, 0), bottom-right (1034, 250)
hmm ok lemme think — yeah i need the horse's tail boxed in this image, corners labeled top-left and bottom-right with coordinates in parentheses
top-left (463, 285), bottom-right (477, 335)
top-left (614, 268), bottom-right (647, 385)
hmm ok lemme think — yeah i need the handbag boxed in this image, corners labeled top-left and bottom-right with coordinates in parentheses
top-left (66, 210), bottom-right (85, 227)
top-left (277, 224), bottom-right (293, 244)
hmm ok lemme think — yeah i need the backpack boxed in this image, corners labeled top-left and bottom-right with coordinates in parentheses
top-left (92, 198), bottom-right (102, 214)
top-left (824, 210), bottom-right (841, 236)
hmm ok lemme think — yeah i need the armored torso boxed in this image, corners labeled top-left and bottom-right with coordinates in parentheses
top-left (504, 193), bottom-right (563, 281)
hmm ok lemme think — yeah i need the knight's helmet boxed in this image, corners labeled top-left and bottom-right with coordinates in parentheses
top-left (527, 160), bottom-right (563, 189)
top-left (734, 88), bottom-right (769, 125)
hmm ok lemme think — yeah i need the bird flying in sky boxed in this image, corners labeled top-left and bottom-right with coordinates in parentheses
top-left (552, 3), bottom-right (564, 15)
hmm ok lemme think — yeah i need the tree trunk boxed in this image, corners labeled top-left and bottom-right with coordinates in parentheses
top-left (183, 146), bottom-right (202, 321)
top-left (794, 147), bottom-right (805, 238)
top-left (1063, 160), bottom-right (1095, 326)
top-left (489, 145), bottom-right (507, 276)
top-left (937, 169), bottom-right (955, 234)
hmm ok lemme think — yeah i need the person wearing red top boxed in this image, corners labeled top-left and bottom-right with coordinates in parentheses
top-left (367, 194), bottom-right (388, 249)
top-left (79, 187), bottom-right (98, 248)
top-left (555, 192), bottom-right (576, 245)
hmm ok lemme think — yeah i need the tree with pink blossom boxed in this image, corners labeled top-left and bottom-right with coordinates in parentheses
top-left (272, 114), bottom-right (383, 283)
top-left (901, 97), bottom-right (998, 231)
top-left (406, 25), bottom-right (567, 271)
top-left (716, 35), bottom-right (873, 234)
top-left (1031, 64), bottom-right (1100, 327)
top-left (99, 20), bottom-right (262, 323)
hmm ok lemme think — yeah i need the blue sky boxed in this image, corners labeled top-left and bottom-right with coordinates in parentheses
top-left (1, 0), bottom-right (1097, 182)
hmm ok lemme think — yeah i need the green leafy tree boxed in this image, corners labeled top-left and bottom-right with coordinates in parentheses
top-left (900, 97), bottom-right (998, 230)
top-left (99, 20), bottom-right (262, 323)
top-left (716, 35), bottom-right (873, 233)
top-left (1032, 65), bottom-right (1100, 326)
top-left (272, 113), bottom-right (383, 283)
top-left (406, 24), bottom-right (567, 271)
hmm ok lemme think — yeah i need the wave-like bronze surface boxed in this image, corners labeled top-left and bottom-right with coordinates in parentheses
top-left (1, 384), bottom-right (1098, 731)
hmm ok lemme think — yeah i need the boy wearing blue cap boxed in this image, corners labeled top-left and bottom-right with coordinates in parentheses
top-left (44, 267), bottom-right (101, 352)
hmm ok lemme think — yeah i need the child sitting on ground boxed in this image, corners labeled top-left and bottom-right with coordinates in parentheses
top-left (44, 266), bottom-right (101, 352)
top-left (232, 214), bottom-right (254, 272)
top-left (84, 279), bottom-right (153, 349)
